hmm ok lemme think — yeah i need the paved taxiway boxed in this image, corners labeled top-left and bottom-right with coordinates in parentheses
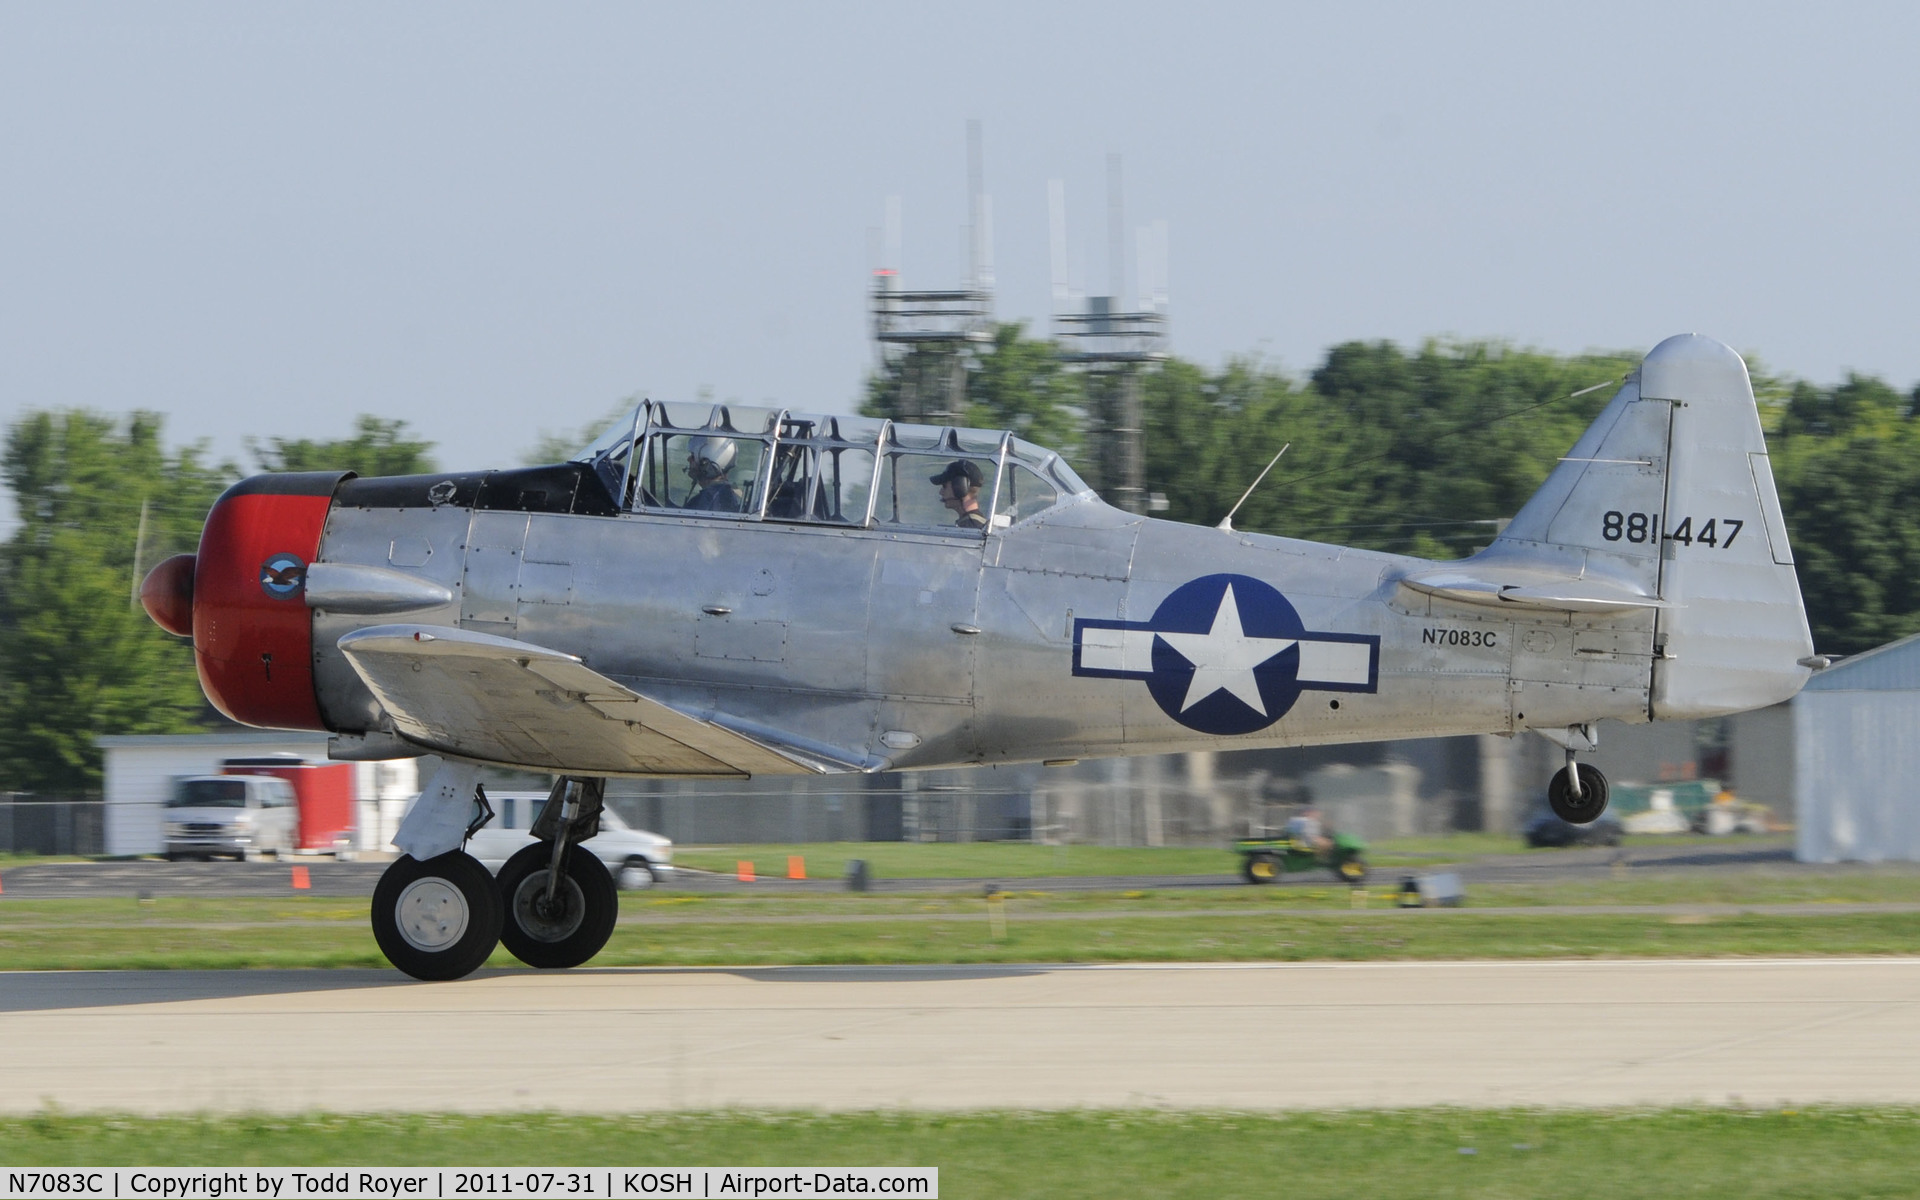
top-left (4, 959), bottom-right (1919, 1112)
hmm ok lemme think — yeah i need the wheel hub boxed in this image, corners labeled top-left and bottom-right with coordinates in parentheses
top-left (618, 861), bottom-right (654, 890)
top-left (394, 876), bottom-right (470, 952)
top-left (511, 871), bottom-right (587, 943)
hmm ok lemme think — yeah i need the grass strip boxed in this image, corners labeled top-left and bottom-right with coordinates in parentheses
top-left (11, 856), bottom-right (1919, 924)
top-left (671, 842), bottom-right (1241, 878)
top-left (663, 833), bottom-right (1706, 877)
top-left (1, 905), bottom-right (1917, 969)
top-left (6, 1108), bottom-right (1920, 1198)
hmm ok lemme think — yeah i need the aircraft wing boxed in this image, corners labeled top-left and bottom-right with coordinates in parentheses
top-left (337, 624), bottom-right (874, 777)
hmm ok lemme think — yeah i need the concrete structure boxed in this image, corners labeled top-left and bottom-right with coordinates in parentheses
top-left (1793, 631), bottom-right (1920, 862)
top-left (97, 732), bottom-right (419, 857)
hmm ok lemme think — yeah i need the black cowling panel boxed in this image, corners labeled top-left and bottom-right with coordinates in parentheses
top-left (474, 464), bottom-right (620, 517)
top-left (333, 463), bottom-right (618, 517)
top-left (220, 470), bottom-right (354, 500)
top-left (334, 472), bottom-right (485, 510)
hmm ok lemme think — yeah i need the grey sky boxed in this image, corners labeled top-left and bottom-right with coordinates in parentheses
top-left (3, 2), bottom-right (1916, 486)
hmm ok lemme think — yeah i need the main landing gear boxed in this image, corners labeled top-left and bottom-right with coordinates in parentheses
top-left (497, 842), bottom-right (618, 969)
top-left (371, 776), bottom-right (619, 981)
top-left (371, 850), bottom-right (503, 981)
top-left (1542, 724), bottom-right (1611, 825)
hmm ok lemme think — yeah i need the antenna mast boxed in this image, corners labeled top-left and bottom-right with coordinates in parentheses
top-left (1216, 444), bottom-right (1290, 533)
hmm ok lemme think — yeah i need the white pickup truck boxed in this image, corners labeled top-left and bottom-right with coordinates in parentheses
top-left (461, 791), bottom-right (674, 890)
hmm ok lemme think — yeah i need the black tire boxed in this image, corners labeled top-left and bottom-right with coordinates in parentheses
top-left (617, 856), bottom-right (658, 891)
top-left (1241, 853), bottom-right (1279, 885)
top-left (1333, 857), bottom-right (1368, 885)
top-left (371, 851), bottom-right (503, 982)
top-left (497, 842), bottom-right (618, 969)
top-left (1548, 764), bottom-right (1611, 824)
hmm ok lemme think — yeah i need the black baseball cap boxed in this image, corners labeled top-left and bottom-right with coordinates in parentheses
top-left (929, 459), bottom-right (984, 489)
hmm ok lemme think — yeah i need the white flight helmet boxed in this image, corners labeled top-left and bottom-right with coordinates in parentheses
top-left (686, 436), bottom-right (737, 482)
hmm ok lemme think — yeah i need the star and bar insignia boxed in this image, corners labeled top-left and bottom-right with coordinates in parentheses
top-left (1072, 573), bottom-right (1379, 736)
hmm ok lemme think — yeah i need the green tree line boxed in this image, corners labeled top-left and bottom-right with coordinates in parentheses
top-left (4, 335), bottom-right (1915, 790)
top-left (0, 415), bottom-right (434, 793)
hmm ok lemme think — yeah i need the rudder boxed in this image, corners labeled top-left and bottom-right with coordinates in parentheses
top-left (1640, 334), bottom-right (1812, 718)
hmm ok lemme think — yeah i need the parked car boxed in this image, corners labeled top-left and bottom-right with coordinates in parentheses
top-left (163, 775), bottom-right (299, 860)
top-left (463, 792), bottom-right (674, 890)
top-left (1523, 803), bottom-right (1624, 848)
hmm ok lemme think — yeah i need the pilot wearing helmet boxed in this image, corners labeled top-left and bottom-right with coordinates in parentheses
top-left (684, 436), bottom-right (744, 513)
top-left (930, 459), bottom-right (987, 529)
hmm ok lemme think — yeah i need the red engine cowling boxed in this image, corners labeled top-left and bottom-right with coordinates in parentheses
top-left (152, 472), bottom-right (350, 730)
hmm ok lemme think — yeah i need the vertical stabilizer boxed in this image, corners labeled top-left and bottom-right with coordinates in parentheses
top-left (1496, 374), bottom-right (1670, 594)
top-left (1488, 334), bottom-right (1813, 721)
top-left (1640, 334), bottom-right (1812, 718)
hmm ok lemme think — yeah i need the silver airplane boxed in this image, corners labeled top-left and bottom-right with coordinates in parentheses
top-left (140, 333), bottom-right (1816, 980)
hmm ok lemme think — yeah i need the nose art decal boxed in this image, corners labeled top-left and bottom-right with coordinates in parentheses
top-left (259, 553), bottom-right (308, 599)
top-left (1072, 573), bottom-right (1379, 735)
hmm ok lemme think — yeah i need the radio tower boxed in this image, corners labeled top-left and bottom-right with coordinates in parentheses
top-left (1052, 154), bottom-right (1168, 515)
top-left (870, 121), bottom-right (994, 425)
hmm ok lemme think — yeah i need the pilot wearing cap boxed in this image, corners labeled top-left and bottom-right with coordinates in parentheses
top-left (930, 459), bottom-right (987, 529)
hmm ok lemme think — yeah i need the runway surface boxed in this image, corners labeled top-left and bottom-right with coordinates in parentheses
top-left (4, 959), bottom-right (1919, 1113)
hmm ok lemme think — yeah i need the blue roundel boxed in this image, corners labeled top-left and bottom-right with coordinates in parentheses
top-left (259, 553), bottom-right (307, 599)
top-left (1141, 574), bottom-right (1310, 735)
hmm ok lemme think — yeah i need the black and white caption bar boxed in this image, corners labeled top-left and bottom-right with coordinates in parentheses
top-left (1, 1170), bottom-right (937, 1200)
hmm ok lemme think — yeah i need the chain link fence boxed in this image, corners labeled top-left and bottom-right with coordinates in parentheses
top-left (0, 796), bottom-right (106, 855)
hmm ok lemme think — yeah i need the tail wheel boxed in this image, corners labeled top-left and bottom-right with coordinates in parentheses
top-left (371, 851), bottom-right (502, 982)
top-left (497, 842), bottom-right (618, 969)
top-left (1242, 853), bottom-right (1279, 885)
top-left (1548, 764), bottom-right (1611, 824)
top-left (1334, 857), bottom-right (1368, 885)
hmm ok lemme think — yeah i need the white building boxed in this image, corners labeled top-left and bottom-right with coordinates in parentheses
top-left (96, 731), bottom-right (419, 856)
top-left (1792, 631), bottom-right (1920, 863)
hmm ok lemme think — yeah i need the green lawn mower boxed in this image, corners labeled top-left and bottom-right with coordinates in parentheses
top-left (1234, 833), bottom-right (1369, 885)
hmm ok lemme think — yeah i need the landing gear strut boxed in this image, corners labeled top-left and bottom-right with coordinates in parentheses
top-left (497, 777), bottom-right (618, 969)
top-left (1542, 724), bottom-right (1611, 825)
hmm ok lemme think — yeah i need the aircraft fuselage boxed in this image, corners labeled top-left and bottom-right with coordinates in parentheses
top-left (292, 462), bottom-right (1654, 775)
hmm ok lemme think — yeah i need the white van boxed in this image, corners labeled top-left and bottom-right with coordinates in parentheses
top-left (163, 775), bottom-right (299, 861)
top-left (463, 792), bottom-right (674, 890)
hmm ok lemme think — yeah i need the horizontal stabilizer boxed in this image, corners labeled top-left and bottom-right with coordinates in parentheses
top-left (1400, 568), bottom-right (1667, 614)
top-left (337, 624), bottom-right (877, 777)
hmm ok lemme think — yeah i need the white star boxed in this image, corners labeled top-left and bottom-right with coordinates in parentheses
top-left (1156, 584), bottom-right (1297, 715)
